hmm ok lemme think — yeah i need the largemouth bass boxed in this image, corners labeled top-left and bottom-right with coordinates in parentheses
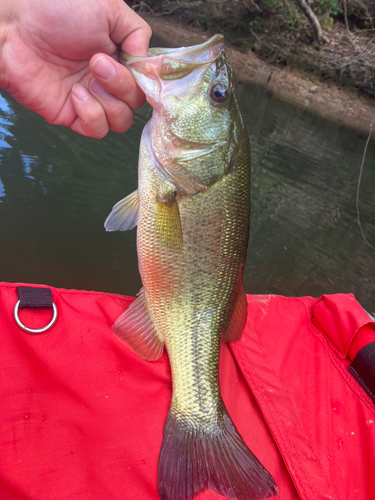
top-left (105, 35), bottom-right (277, 500)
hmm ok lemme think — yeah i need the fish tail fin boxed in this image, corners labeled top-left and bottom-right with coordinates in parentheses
top-left (159, 411), bottom-right (278, 500)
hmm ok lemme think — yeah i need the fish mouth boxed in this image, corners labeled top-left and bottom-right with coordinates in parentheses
top-left (122, 34), bottom-right (223, 62)
top-left (121, 34), bottom-right (224, 80)
top-left (147, 34), bottom-right (224, 58)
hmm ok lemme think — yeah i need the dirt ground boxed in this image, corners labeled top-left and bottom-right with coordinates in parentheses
top-left (144, 14), bottom-right (375, 137)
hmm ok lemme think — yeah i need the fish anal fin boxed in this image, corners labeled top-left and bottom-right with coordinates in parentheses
top-left (156, 193), bottom-right (183, 250)
top-left (104, 190), bottom-right (139, 232)
top-left (113, 289), bottom-right (164, 361)
top-left (222, 284), bottom-right (248, 343)
top-left (159, 409), bottom-right (278, 500)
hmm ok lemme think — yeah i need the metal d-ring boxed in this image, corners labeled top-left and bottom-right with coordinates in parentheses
top-left (14, 300), bottom-right (58, 334)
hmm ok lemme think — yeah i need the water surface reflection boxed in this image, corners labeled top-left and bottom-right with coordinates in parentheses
top-left (243, 88), bottom-right (375, 312)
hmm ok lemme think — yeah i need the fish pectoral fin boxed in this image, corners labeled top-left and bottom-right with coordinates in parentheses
top-left (104, 190), bottom-right (139, 232)
top-left (222, 284), bottom-right (247, 343)
top-left (113, 288), bottom-right (164, 361)
top-left (155, 192), bottom-right (183, 250)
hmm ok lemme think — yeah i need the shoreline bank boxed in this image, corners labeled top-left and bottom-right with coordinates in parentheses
top-left (145, 15), bottom-right (375, 137)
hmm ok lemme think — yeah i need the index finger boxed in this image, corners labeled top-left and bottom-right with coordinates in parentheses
top-left (90, 54), bottom-right (145, 110)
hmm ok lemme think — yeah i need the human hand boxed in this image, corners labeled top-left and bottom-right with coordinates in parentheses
top-left (0, 0), bottom-right (151, 138)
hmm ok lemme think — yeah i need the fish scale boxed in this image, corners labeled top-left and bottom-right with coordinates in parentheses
top-left (105, 35), bottom-right (277, 500)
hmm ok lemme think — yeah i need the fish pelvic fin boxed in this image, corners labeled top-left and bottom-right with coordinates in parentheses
top-left (113, 288), bottom-right (164, 361)
top-left (104, 189), bottom-right (139, 232)
top-left (156, 192), bottom-right (183, 250)
top-left (222, 283), bottom-right (248, 343)
top-left (159, 410), bottom-right (278, 500)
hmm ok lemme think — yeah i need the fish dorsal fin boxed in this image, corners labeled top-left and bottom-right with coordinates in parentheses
top-left (222, 284), bottom-right (247, 343)
top-left (104, 190), bottom-right (139, 232)
top-left (113, 289), bottom-right (164, 361)
top-left (155, 193), bottom-right (183, 250)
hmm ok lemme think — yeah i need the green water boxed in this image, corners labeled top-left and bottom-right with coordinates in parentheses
top-left (0, 53), bottom-right (374, 312)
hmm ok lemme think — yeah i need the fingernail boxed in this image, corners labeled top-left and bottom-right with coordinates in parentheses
top-left (92, 56), bottom-right (116, 81)
top-left (89, 78), bottom-right (109, 98)
top-left (72, 84), bottom-right (90, 101)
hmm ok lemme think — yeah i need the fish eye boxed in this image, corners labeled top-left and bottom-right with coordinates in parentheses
top-left (208, 83), bottom-right (229, 105)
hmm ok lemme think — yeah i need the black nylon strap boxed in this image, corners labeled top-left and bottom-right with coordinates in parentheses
top-left (17, 287), bottom-right (53, 309)
top-left (349, 342), bottom-right (375, 404)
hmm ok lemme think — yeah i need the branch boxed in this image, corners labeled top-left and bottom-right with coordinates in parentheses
top-left (343, 0), bottom-right (350, 33)
top-left (243, 0), bottom-right (261, 12)
top-left (294, 0), bottom-right (325, 43)
top-left (132, 2), bottom-right (155, 14)
top-left (355, 0), bottom-right (375, 29)
top-left (357, 125), bottom-right (375, 250)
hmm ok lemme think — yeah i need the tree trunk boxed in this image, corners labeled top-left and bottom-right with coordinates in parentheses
top-left (295, 0), bottom-right (323, 43)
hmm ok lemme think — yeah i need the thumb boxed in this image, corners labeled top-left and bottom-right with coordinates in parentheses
top-left (109, 1), bottom-right (152, 56)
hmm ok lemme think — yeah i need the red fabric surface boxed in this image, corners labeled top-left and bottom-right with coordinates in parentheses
top-left (312, 293), bottom-right (375, 359)
top-left (0, 282), bottom-right (374, 500)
